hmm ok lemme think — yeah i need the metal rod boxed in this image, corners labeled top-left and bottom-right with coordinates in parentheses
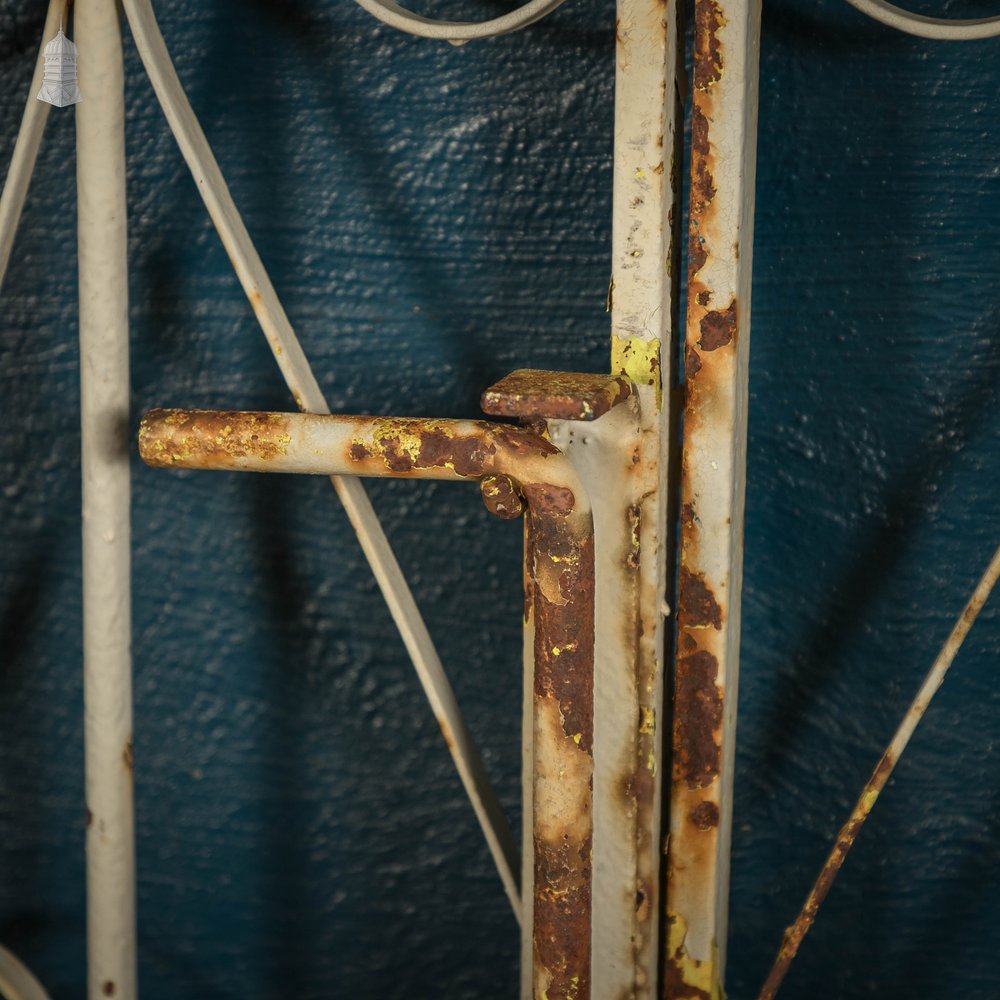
top-left (119, 0), bottom-right (521, 917)
top-left (138, 407), bottom-right (596, 996)
top-left (0, 0), bottom-right (69, 294)
top-left (757, 542), bottom-right (1000, 1000)
top-left (609, 0), bottom-right (683, 992)
top-left (664, 1), bottom-right (761, 996)
top-left (0, 944), bottom-right (52, 1000)
top-left (75, 1), bottom-right (136, 996)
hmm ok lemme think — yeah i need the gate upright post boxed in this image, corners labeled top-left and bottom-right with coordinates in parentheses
top-left (610, 0), bottom-right (683, 995)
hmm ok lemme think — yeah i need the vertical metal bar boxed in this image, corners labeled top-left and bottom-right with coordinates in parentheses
top-left (0, 0), bottom-right (69, 293)
top-left (611, 0), bottom-right (682, 994)
top-left (664, 1), bottom-right (761, 996)
top-left (547, 400), bottom-right (645, 1000)
top-left (527, 507), bottom-right (595, 1000)
top-left (75, 1), bottom-right (136, 996)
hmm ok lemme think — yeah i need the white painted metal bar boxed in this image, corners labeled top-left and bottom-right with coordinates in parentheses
top-left (0, 0), bottom-right (69, 294)
top-left (664, 1), bottom-right (761, 996)
top-left (120, 0), bottom-right (520, 920)
top-left (75, 1), bottom-right (136, 997)
top-left (610, 0), bottom-right (682, 994)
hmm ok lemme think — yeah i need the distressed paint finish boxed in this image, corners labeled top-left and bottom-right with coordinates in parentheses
top-left (482, 369), bottom-right (632, 423)
top-left (483, 373), bottom-right (645, 1000)
top-left (665, 1), bottom-right (760, 997)
top-left (545, 398), bottom-right (648, 1000)
top-left (611, 0), bottom-right (682, 994)
top-left (139, 403), bottom-right (596, 999)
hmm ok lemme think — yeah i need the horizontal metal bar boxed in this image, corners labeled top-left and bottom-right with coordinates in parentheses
top-left (139, 409), bottom-right (589, 519)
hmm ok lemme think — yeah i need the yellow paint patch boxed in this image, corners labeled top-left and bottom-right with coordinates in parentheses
top-left (639, 705), bottom-right (656, 736)
top-left (611, 335), bottom-right (662, 408)
top-left (666, 913), bottom-right (725, 1000)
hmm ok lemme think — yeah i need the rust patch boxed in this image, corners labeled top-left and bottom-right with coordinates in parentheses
top-left (521, 482), bottom-right (576, 516)
top-left (102, 982), bottom-right (116, 997)
top-left (688, 232), bottom-right (708, 283)
top-left (482, 368), bottom-right (631, 422)
top-left (677, 569), bottom-right (722, 629)
top-left (534, 833), bottom-right (593, 999)
top-left (528, 507), bottom-right (594, 1000)
top-left (674, 650), bottom-right (723, 789)
top-left (479, 473), bottom-right (524, 520)
top-left (139, 410), bottom-right (292, 467)
top-left (689, 801), bottom-right (720, 830)
top-left (698, 299), bottom-right (737, 352)
top-left (86, 807), bottom-right (93, 828)
top-left (123, 738), bottom-right (133, 772)
top-left (696, 290), bottom-right (711, 307)
top-left (693, 0), bottom-right (725, 92)
top-left (349, 441), bottom-right (370, 461)
top-left (690, 105), bottom-right (715, 215)
top-left (663, 960), bottom-right (710, 1000)
top-left (685, 347), bottom-right (703, 382)
top-left (531, 530), bottom-right (595, 752)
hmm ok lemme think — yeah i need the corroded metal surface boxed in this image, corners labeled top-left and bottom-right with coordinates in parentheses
top-left (664, 0), bottom-right (760, 997)
top-left (140, 403), bottom-right (595, 998)
top-left (545, 395), bottom-right (645, 1000)
top-left (609, 0), bottom-right (683, 994)
top-left (482, 369), bottom-right (632, 423)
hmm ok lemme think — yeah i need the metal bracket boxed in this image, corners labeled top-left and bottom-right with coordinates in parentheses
top-left (140, 368), bottom-right (645, 1000)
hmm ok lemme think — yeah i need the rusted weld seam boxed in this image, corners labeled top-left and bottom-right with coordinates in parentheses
top-left (139, 408), bottom-right (595, 999)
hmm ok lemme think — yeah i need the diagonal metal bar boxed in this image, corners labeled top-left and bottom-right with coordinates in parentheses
top-left (757, 542), bottom-right (1000, 1000)
top-left (0, 0), bottom-right (69, 294)
top-left (120, 0), bottom-right (520, 919)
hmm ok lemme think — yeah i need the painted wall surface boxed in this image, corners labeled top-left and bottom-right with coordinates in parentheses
top-left (0, 1), bottom-right (997, 997)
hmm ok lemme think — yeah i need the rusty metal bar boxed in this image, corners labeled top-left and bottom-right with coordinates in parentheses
top-left (609, 0), bottom-right (683, 994)
top-left (139, 405), bottom-right (597, 998)
top-left (757, 542), bottom-right (1000, 1000)
top-left (482, 370), bottom-right (648, 999)
top-left (664, 1), bottom-right (761, 997)
top-left (75, 1), bottom-right (137, 997)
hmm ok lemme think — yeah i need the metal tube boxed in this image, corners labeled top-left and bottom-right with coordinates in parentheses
top-left (0, 944), bottom-right (52, 1000)
top-left (610, 0), bottom-right (683, 993)
top-left (75, 1), bottom-right (136, 997)
top-left (0, 0), bottom-right (69, 293)
top-left (665, 1), bottom-right (761, 996)
top-left (138, 407), bottom-right (595, 997)
top-left (757, 543), bottom-right (1000, 1000)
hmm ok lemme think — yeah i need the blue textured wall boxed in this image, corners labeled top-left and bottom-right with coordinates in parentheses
top-left (1, 1), bottom-right (997, 997)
